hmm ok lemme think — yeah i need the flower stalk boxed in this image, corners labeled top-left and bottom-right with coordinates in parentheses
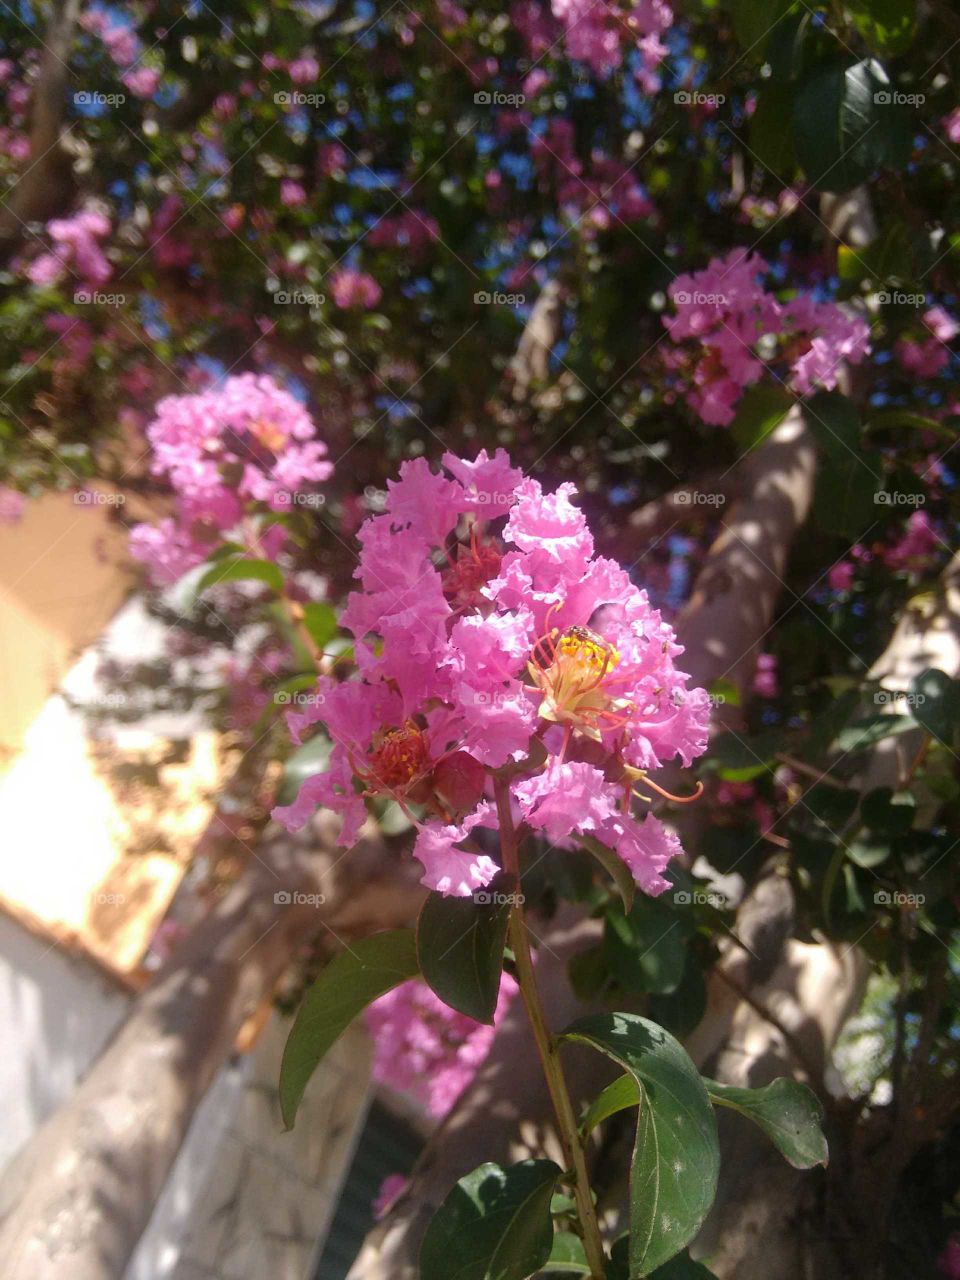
top-left (493, 776), bottom-right (607, 1279)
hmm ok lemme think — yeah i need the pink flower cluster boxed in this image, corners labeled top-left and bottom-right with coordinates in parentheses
top-left (27, 206), bottom-right (112, 288)
top-left (274, 451), bottom-right (710, 898)
top-left (551, 0), bottom-right (672, 88)
top-left (0, 487), bottom-right (26, 524)
top-left (365, 975), bottom-right (518, 1118)
top-left (531, 121), bottom-right (654, 228)
top-left (330, 268), bottom-right (382, 310)
top-left (895, 306), bottom-right (957, 379)
top-left (79, 9), bottom-right (160, 96)
top-left (663, 249), bottom-right (871, 425)
top-left (367, 210), bottom-right (441, 256)
top-left (129, 373), bottom-right (332, 584)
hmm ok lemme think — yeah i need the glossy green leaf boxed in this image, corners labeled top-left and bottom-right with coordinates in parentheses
top-left (581, 835), bottom-right (635, 915)
top-left (276, 733), bottom-right (331, 805)
top-left (301, 600), bottom-right (338, 649)
top-left (846, 0), bottom-right (916, 55)
top-left (420, 1160), bottom-right (562, 1280)
top-left (793, 58), bottom-right (911, 192)
top-left (812, 450), bottom-right (882, 540)
top-left (730, 384), bottom-right (794, 451)
top-left (831, 711), bottom-right (915, 753)
top-left (603, 898), bottom-right (689, 995)
top-left (581, 1073), bottom-right (642, 1138)
top-left (705, 1077), bottom-right (829, 1168)
top-left (805, 391), bottom-right (861, 464)
top-left (845, 835), bottom-right (892, 868)
top-left (562, 1014), bottom-right (719, 1275)
top-left (541, 1231), bottom-right (590, 1274)
top-left (280, 929), bottom-right (419, 1128)
top-left (417, 889), bottom-right (511, 1024)
top-left (750, 82), bottom-right (797, 175)
top-left (197, 554), bottom-right (284, 594)
top-left (730, 0), bottom-right (796, 52)
top-left (910, 668), bottom-right (960, 745)
top-left (608, 1239), bottom-right (719, 1279)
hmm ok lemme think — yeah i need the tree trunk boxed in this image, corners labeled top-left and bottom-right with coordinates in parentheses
top-left (0, 819), bottom-right (423, 1280)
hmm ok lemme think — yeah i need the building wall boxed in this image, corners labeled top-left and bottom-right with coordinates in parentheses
top-left (0, 910), bottom-right (130, 1169)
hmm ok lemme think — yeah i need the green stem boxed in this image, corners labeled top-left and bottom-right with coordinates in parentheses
top-left (493, 776), bottom-right (607, 1279)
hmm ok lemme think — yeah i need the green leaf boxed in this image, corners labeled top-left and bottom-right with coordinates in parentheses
top-left (581, 835), bottom-right (635, 914)
top-left (603, 899), bottom-right (689, 995)
top-left (867, 408), bottom-right (958, 442)
top-left (704, 1077), bottom-right (829, 1169)
top-left (581, 1073), bottom-right (642, 1138)
top-left (651, 1251), bottom-right (720, 1279)
top-left (276, 733), bottom-right (331, 805)
top-left (812, 450), bottom-right (882, 540)
top-left (730, 0), bottom-right (797, 52)
top-left (910, 668), bottom-right (960, 745)
top-left (197, 555), bottom-right (284, 594)
top-left (846, 0), bottom-right (916, 55)
top-left (609, 1240), bottom-right (719, 1279)
top-left (730, 384), bottom-right (794, 451)
top-left (417, 889), bottom-right (511, 1024)
top-left (649, 960), bottom-right (708, 1038)
top-left (831, 711), bottom-right (914, 753)
top-left (562, 1014), bottom-right (719, 1275)
top-left (793, 58), bottom-right (911, 193)
top-left (540, 1231), bottom-right (590, 1274)
top-left (845, 835), bottom-right (892, 868)
top-left (861, 786), bottom-right (916, 834)
top-left (279, 930), bottom-right (419, 1128)
top-left (708, 677), bottom-right (742, 709)
top-left (805, 391), bottom-right (861, 464)
top-left (708, 730), bottom-right (780, 782)
top-left (301, 601), bottom-right (338, 649)
top-left (750, 82), bottom-right (797, 175)
top-left (420, 1160), bottom-right (562, 1280)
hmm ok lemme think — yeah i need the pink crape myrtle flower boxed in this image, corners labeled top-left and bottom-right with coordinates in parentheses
top-left (373, 1174), bottom-right (409, 1220)
top-left (27, 205), bottom-right (112, 288)
top-left (0, 486), bottom-right (26, 524)
top-left (664, 249), bottom-right (870, 424)
top-left (273, 452), bottom-right (710, 898)
top-left (551, 0), bottom-right (672, 82)
top-left (129, 373), bottom-right (331, 584)
top-left (365, 975), bottom-right (519, 1118)
top-left (330, 268), bottom-right (382, 309)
